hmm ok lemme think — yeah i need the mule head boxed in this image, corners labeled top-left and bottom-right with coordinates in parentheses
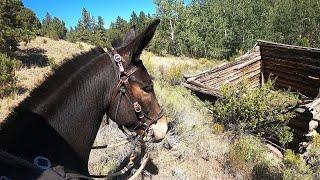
top-left (107, 19), bottom-right (168, 141)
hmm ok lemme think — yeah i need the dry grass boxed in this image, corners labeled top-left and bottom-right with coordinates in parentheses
top-left (0, 37), bottom-right (93, 121)
top-left (19, 37), bottom-right (94, 63)
top-left (141, 51), bottom-right (223, 79)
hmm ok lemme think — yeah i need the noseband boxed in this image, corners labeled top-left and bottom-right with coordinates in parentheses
top-left (105, 49), bottom-right (164, 135)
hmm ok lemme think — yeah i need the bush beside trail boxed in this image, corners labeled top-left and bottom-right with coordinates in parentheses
top-left (0, 53), bottom-right (16, 98)
top-left (212, 80), bottom-right (299, 147)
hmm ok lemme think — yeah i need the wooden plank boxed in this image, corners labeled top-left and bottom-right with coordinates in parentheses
top-left (205, 62), bottom-right (261, 87)
top-left (206, 68), bottom-right (260, 88)
top-left (197, 66), bottom-right (237, 83)
top-left (202, 61), bottom-right (260, 84)
top-left (257, 40), bottom-right (320, 54)
top-left (235, 56), bottom-right (261, 70)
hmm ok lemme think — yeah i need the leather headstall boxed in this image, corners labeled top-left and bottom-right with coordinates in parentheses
top-left (105, 49), bottom-right (164, 135)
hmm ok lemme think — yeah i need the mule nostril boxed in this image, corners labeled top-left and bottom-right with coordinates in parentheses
top-left (145, 111), bottom-right (150, 115)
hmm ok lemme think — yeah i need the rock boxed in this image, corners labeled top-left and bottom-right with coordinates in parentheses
top-left (265, 143), bottom-right (283, 159)
top-left (305, 130), bottom-right (318, 138)
top-left (309, 120), bottom-right (318, 131)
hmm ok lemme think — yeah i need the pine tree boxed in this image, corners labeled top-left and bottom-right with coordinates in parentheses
top-left (79, 8), bottom-right (94, 31)
top-left (41, 12), bottom-right (67, 40)
top-left (96, 16), bottom-right (105, 30)
top-left (0, 0), bottom-right (39, 53)
top-left (130, 11), bottom-right (139, 26)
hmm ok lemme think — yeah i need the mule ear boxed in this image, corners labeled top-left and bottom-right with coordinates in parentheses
top-left (111, 36), bottom-right (123, 49)
top-left (123, 25), bottom-right (136, 46)
top-left (131, 19), bottom-right (160, 60)
top-left (117, 19), bottom-right (160, 62)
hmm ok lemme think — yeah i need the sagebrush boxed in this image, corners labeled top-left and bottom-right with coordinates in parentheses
top-left (0, 53), bottom-right (16, 98)
top-left (212, 80), bottom-right (299, 146)
top-left (227, 136), bottom-right (282, 179)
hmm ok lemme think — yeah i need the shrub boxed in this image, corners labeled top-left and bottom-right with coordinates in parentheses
top-left (212, 80), bottom-right (298, 146)
top-left (0, 53), bottom-right (16, 98)
top-left (227, 136), bottom-right (267, 178)
top-left (227, 136), bottom-right (283, 179)
top-left (48, 57), bottom-right (58, 70)
top-left (283, 150), bottom-right (312, 180)
top-left (252, 162), bottom-right (282, 180)
top-left (164, 65), bottom-right (183, 85)
top-left (212, 123), bottom-right (224, 134)
top-left (303, 135), bottom-right (320, 179)
top-left (78, 43), bottom-right (84, 50)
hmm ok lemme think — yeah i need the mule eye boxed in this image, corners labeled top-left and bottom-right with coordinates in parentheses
top-left (142, 85), bottom-right (153, 92)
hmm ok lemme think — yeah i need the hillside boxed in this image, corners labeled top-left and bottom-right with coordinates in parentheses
top-left (0, 37), bottom-right (94, 121)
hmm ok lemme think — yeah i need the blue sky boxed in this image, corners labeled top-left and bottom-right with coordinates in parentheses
top-left (22, 0), bottom-right (157, 28)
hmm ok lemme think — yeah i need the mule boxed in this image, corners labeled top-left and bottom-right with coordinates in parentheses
top-left (0, 19), bottom-right (168, 179)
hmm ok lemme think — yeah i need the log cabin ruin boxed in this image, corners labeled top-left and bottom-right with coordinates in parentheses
top-left (182, 40), bottom-right (320, 150)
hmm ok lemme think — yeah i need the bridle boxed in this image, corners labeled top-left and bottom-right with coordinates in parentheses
top-left (105, 49), bottom-right (164, 137)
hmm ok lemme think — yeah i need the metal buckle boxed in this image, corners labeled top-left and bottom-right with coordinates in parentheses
top-left (114, 54), bottom-right (122, 62)
top-left (118, 62), bottom-right (125, 73)
top-left (133, 102), bottom-right (142, 113)
top-left (34, 156), bottom-right (51, 170)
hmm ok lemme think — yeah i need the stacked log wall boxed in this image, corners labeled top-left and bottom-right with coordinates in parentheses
top-left (259, 41), bottom-right (320, 98)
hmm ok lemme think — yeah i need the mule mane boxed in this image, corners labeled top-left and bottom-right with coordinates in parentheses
top-left (1, 46), bottom-right (105, 129)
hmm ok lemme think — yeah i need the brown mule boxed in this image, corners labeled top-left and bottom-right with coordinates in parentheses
top-left (0, 19), bottom-right (168, 179)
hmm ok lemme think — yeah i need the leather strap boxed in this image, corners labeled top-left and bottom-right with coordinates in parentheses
top-left (105, 49), bottom-right (163, 133)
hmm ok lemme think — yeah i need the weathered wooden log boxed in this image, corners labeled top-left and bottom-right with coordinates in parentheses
top-left (197, 67), bottom-right (237, 83)
top-left (185, 52), bottom-right (260, 81)
top-left (258, 40), bottom-right (320, 53)
top-left (196, 55), bottom-right (261, 83)
top-left (263, 59), bottom-right (320, 82)
top-left (264, 68), bottom-right (319, 89)
top-left (272, 78), bottom-right (317, 97)
top-left (181, 82), bottom-right (223, 98)
top-left (235, 56), bottom-right (261, 70)
top-left (305, 98), bottom-right (320, 121)
top-left (184, 62), bottom-right (228, 79)
top-left (235, 51), bottom-right (260, 61)
top-left (260, 47), bottom-right (320, 67)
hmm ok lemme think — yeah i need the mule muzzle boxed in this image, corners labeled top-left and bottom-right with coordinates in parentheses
top-left (149, 115), bottom-right (168, 141)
